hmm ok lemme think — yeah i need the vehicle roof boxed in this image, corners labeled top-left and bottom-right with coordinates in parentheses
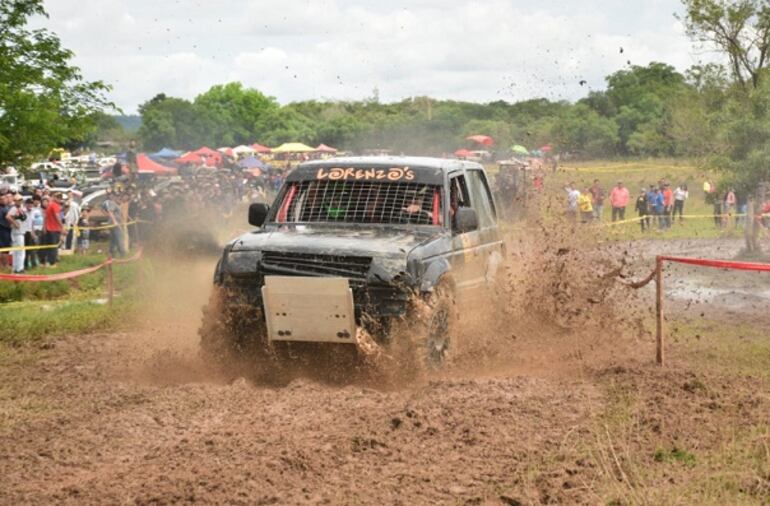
top-left (298, 156), bottom-right (484, 173)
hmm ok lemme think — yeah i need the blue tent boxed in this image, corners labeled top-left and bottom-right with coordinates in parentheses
top-left (152, 147), bottom-right (183, 158)
top-left (237, 156), bottom-right (265, 169)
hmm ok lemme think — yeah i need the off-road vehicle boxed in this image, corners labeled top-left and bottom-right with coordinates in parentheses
top-left (200, 156), bottom-right (504, 371)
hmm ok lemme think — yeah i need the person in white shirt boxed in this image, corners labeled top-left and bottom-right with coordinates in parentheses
top-left (5, 194), bottom-right (27, 273)
top-left (64, 196), bottom-right (81, 250)
top-left (23, 198), bottom-right (42, 269)
top-left (673, 184), bottom-right (688, 222)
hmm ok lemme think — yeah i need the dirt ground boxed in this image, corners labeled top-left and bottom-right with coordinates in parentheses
top-left (1, 237), bottom-right (769, 504)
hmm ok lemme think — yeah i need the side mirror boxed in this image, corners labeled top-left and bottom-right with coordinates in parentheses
top-left (454, 207), bottom-right (479, 234)
top-left (248, 203), bottom-right (269, 227)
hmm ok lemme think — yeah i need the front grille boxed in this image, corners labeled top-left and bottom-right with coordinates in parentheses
top-left (260, 251), bottom-right (372, 284)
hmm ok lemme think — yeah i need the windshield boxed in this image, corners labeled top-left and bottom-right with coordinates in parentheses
top-left (273, 180), bottom-right (443, 226)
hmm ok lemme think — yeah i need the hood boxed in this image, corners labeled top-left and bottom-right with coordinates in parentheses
top-left (230, 224), bottom-right (442, 260)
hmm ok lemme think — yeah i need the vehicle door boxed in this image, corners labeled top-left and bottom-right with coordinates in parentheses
top-left (465, 168), bottom-right (504, 287)
top-left (447, 171), bottom-right (486, 292)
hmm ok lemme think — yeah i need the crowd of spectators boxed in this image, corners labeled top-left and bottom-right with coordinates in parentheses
top-left (0, 166), bottom-right (269, 274)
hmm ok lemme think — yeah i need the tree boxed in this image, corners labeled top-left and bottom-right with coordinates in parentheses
top-left (551, 104), bottom-right (619, 158)
top-left (193, 83), bottom-right (278, 146)
top-left (138, 94), bottom-right (201, 150)
top-left (681, 0), bottom-right (770, 89)
top-left (0, 0), bottom-right (114, 169)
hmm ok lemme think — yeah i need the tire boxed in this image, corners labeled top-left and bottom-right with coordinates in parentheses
top-left (396, 281), bottom-right (458, 374)
top-left (198, 286), bottom-right (270, 377)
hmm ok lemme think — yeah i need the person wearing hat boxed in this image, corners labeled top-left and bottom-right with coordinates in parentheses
top-left (5, 194), bottom-right (28, 273)
top-left (609, 181), bottom-right (630, 222)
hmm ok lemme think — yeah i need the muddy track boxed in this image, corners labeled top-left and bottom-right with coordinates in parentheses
top-left (0, 328), bottom-right (611, 505)
top-left (1, 237), bottom-right (768, 504)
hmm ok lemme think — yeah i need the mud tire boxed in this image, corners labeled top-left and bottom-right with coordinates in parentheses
top-left (198, 286), bottom-right (271, 378)
top-left (393, 282), bottom-right (458, 377)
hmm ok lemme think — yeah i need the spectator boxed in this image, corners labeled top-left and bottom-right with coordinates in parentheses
top-left (673, 184), bottom-right (688, 222)
top-left (713, 193), bottom-right (723, 228)
top-left (6, 194), bottom-right (27, 273)
top-left (578, 188), bottom-right (594, 223)
top-left (565, 182), bottom-right (580, 224)
top-left (662, 183), bottom-right (674, 229)
top-left (651, 188), bottom-right (665, 230)
top-left (635, 188), bottom-right (649, 232)
top-left (43, 192), bottom-right (63, 267)
top-left (590, 179), bottom-right (605, 221)
top-left (0, 191), bottom-right (12, 268)
top-left (76, 206), bottom-right (91, 255)
top-left (609, 181), bottom-right (630, 222)
top-left (723, 188), bottom-right (736, 227)
top-left (64, 192), bottom-right (81, 250)
top-left (24, 198), bottom-right (42, 270)
top-left (101, 193), bottom-right (125, 258)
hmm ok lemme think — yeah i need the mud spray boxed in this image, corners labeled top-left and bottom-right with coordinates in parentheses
top-left (118, 192), bottom-right (652, 389)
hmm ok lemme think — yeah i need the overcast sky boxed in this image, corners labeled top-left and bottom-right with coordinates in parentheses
top-left (38, 0), bottom-right (710, 113)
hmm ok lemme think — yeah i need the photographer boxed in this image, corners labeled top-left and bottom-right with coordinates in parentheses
top-left (6, 194), bottom-right (28, 273)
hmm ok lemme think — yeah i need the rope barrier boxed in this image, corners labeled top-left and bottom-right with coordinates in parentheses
top-left (0, 248), bottom-right (143, 282)
top-left (0, 220), bottom-right (148, 253)
top-left (600, 213), bottom-right (749, 227)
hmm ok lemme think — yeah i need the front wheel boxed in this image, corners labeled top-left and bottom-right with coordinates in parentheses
top-left (394, 282), bottom-right (458, 374)
top-left (198, 286), bottom-right (271, 378)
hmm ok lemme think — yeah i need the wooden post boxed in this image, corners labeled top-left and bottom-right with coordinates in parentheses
top-left (746, 199), bottom-right (756, 253)
top-left (106, 256), bottom-right (114, 307)
top-left (655, 256), bottom-right (664, 366)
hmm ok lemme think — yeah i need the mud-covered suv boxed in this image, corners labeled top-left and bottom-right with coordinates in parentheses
top-left (201, 156), bottom-right (504, 371)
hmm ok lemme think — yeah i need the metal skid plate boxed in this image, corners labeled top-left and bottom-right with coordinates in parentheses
top-left (262, 276), bottom-right (356, 343)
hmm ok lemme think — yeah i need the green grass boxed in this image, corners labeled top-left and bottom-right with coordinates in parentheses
top-left (0, 249), bottom-right (144, 343)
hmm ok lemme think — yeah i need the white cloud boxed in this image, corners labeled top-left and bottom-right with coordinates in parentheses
top-left (37, 0), bottom-right (710, 112)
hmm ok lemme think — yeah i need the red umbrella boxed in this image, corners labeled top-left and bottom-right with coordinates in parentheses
top-left (137, 153), bottom-right (178, 175)
top-left (251, 143), bottom-right (272, 153)
top-left (454, 148), bottom-right (473, 158)
top-left (466, 135), bottom-right (494, 146)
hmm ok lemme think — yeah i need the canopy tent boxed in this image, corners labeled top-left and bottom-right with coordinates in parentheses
top-left (237, 156), bottom-right (266, 169)
top-left (454, 148), bottom-right (473, 158)
top-left (217, 147), bottom-right (234, 157)
top-left (194, 146), bottom-right (219, 156)
top-left (152, 147), bottom-right (182, 158)
top-left (175, 151), bottom-right (222, 166)
top-left (175, 152), bottom-right (201, 164)
top-left (272, 142), bottom-right (316, 153)
top-left (511, 144), bottom-right (529, 155)
top-left (137, 153), bottom-right (178, 176)
top-left (315, 143), bottom-right (337, 153)
top-left (466, 135), bottom-right (494, 146)
top-left (233, 144), bottom-right (255, 155)
top-left (251, 143), bottom-right (272, 153)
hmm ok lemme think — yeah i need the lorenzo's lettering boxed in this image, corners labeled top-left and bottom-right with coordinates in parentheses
top-left (316, 167), bottom-right (415, 181)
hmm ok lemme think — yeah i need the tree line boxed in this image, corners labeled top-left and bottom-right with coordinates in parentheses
top-left (3, 0), bottom-right (770, 192)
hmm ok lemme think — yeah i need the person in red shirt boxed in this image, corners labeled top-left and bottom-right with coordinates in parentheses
top-left (662, 184), bottom-right (674, 229)
top-left (43, 192), bottom-right (63, 266)
top-left (609, 181), bottom-right (630, 222)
